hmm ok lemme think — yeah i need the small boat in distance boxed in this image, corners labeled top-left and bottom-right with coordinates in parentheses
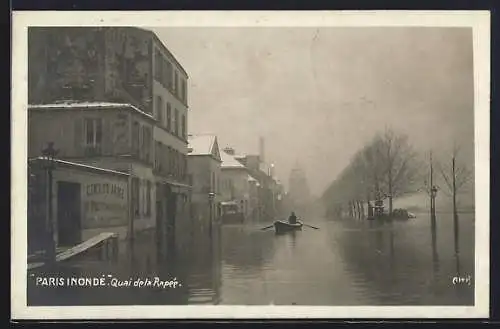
top-left (274, 219), bottom-right (303, 234)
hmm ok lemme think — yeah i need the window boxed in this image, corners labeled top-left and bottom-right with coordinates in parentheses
top-left (141, 126), bottom-right (152, 162)
top-left (166, 103), bottom-right (171, 132)
top-left (168, 147), bottom-right (173, 174)
top-left (132, 121), bottom-right (140, 157)
top-left (181, 79), bottom-right (186, 103)
top-left (84, 118), bottom-right (102, 155)
top-left (154, 141), bottom-right (161, 171)
top-left (132, 177), bottom-right (140, 218)
top-left (181, 115), bottom-right (186, 139)
top-left (145, 180), bottom-right (151, 216)
top-left (174, 109), bottom-right (179, 136)
top-left (84, 118), bottom-right (102, 147)
top-left (173, 150), bottom-right (178, 177)
top-left (166, 61), bottom-right (173, 90)
top-left (156, 95), bottom-right (163, 124)
top-left (211, 172), bottom-right (215, 192)
top-left (161, 143), bottom-right (168, 174)
top-left (154, 49), bottom-right (162, 82)
top-left (174, 71), bottom-right (179, 95)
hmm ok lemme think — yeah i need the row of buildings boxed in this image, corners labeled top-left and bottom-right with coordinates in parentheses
top-left (26, 27), bottom-right (284, 259)
top-left (188, 135), bottom-right (286, 229)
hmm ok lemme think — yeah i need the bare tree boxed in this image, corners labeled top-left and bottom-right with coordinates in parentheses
top-left (322, 128), bottom-right (419, 220)
top-left (376, 128), bottom-right (419, 215)
top-left (436, 144), bottom-right (473, 220)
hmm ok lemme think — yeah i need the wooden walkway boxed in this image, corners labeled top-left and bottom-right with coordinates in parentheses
top-left (28, 232), bottom-right (119, 270)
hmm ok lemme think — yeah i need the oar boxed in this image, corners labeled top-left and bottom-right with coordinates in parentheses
top-left (302, 223), bottom-right (320, 230)
top-left (260, 224), bottom-right (274, 230)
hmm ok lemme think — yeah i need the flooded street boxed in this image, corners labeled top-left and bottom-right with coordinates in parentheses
top-left (28, 212), bottom-right (474, 306)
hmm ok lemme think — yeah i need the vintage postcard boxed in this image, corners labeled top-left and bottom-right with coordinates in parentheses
top-left (11, 11), bottom-right (490, 319)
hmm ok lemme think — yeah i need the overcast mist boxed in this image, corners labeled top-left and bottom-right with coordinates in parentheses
top-left (151, 27), bottom-right (475, 196)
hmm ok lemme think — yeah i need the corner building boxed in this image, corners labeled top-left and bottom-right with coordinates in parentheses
top-left (28, 27), bottom-right (191, 259)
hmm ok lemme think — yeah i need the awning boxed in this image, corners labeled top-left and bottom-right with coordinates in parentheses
top-left (156, 177), bottom-right (192, 193)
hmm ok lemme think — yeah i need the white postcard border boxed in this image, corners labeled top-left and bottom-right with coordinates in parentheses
top-left (11, 10), bottom-right (491, 319)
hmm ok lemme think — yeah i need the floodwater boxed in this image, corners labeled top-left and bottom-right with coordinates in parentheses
top-left (27, 212), bottom-right (474, 306)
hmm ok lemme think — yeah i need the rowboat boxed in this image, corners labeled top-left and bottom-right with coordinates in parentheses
top-left (274, 220), bottom-right (303, 234)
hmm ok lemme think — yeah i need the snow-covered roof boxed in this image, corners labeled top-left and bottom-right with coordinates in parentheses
top-left (221, 149), bottom-right (246, 169)
top-left (28, 101), bottom-right (156, 121)
top-left (188, 134), bottom-right (216, 156)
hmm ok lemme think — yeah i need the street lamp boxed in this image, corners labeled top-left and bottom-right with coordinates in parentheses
top-left (431, 185), bottom-right (438, 221)
top-left (208, 192), bottom-right (215, 238)
top-left (431, 185), bottom-right (438, 198)
top-left (41, 142), bottom-right (58, 264)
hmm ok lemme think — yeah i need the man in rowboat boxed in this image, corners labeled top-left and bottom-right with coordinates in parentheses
top-left (288, 211), bottom-right (298, 224)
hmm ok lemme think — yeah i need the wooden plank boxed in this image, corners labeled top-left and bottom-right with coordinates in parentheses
top-left (27, 232), bottom-right (118, 269)
top-left (56, 232), bottom-right (118, 262)
top-left (27, 262), bottom-right (45, 270)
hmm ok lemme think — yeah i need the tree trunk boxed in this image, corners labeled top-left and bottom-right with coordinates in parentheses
top-left (430, 151), bottom-right (437, 224)
top-left (388, 178), bottom-right (393, 215)
top-left (452, 156), bottom-right (460, 261)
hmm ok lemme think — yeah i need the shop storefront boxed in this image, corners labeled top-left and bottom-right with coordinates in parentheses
top-left (28, 157), bottom-right (130, 250)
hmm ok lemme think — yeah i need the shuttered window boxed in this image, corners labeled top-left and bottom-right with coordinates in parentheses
top-left (146, 180), bottom-right (151, 216)
top-left (174, 109), bottom-right (179, 136)
top-left (166, 103), bottom-right (171, 132)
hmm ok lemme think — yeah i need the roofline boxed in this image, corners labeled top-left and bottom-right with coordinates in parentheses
top-left (142, 28), bottom-right (189, 78)
top-left (28, 102), bottom-right (157, 123)
top-left (29, 157), bottom-right (130, 178)
top-left (221, 166), bottom-right (247, 170)
top-left (188, 153), bottom-right (222, 163)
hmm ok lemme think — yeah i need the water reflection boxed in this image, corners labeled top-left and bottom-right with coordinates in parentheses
top-left (27, 212), bottom-right (474, 306)
top-left (331, 212), bottom-right (474, 305)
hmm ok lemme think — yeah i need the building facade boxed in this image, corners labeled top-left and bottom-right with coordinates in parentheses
top-left (28, 157), bottom-right (129, 254)
top-left (219, 148), bottom-right (259, 223)
top-left (28, 103), bottom-right (157, 238)
top-left (28, 26), bottom-right (192, 258)
top-left (187, 134), bottom-right (222, 232)
top-left (235, 153), bottom-right (279, 222)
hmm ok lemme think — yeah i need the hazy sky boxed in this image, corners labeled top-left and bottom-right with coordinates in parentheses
top-left (152, 27), bottom-right (475, 195)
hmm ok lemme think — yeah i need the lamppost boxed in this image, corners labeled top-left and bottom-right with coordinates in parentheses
top-left (41, 142), bottom-right (58, 265)
top-left (431, 185), bottom-right (438, 222)
top-left (208, 192), bottom-right (215, 239)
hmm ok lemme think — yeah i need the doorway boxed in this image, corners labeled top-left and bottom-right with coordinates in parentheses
top-left (57, 181), bottom-right (82, 246)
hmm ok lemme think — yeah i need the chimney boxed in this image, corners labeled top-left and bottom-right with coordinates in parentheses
top-left (223, 147), bottom-right (235, 155)
top-left (259, 137), bottom-right (265, 163)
